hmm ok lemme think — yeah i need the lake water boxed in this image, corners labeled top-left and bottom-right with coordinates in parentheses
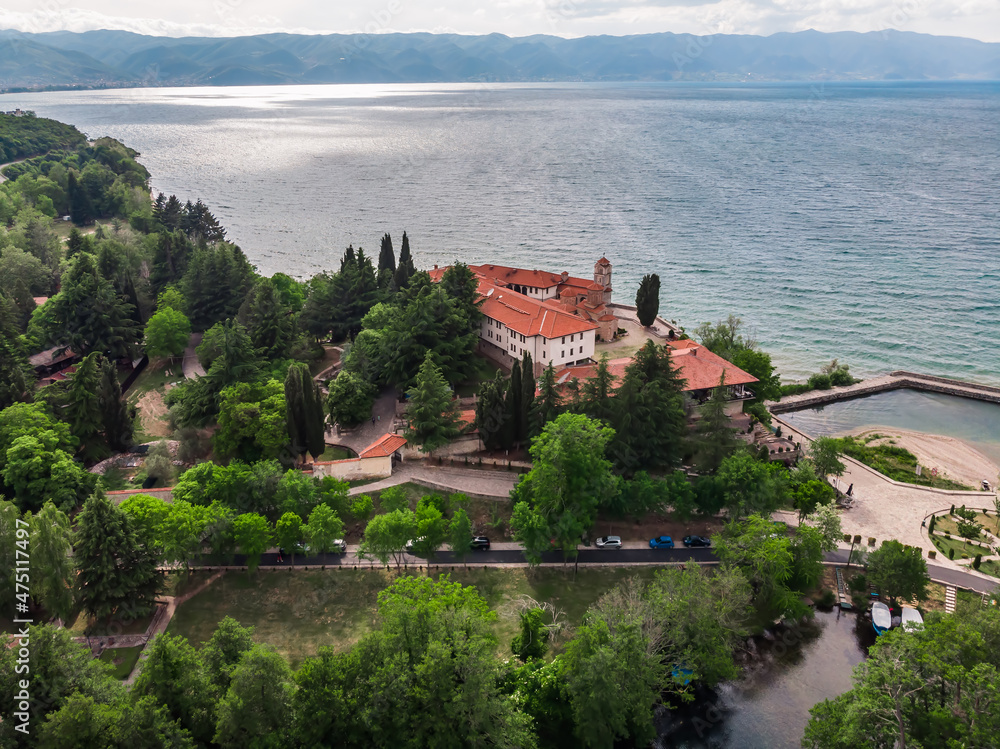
top-left (779, 389), bottom-right (1000, 465)
top-left (657, 609), bottom-right (870, 748)
top-left (11, 82), bottom-right (1000, 382)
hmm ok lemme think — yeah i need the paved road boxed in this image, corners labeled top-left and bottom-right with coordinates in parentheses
top-left (190, 547), bottom-right (999, 595)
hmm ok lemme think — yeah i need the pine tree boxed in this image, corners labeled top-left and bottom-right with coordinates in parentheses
top-left (47, 253), bottom-right (141, 359)
top-left (506, 359), bottom-right (522, 448)
top-left (0, 298), bottom-right (34, 408)
top-left (635, 273), bottom-right (661, 328)
top-left (98, 355), bottom-right (134, 453)
top-left (285, 362), bottom-right (326, 461)
top-left (578, 353), bottom-right (616, 424)
top-left (475, 371), bottom-right (508, 451)
top-left (74, 491), bottom-right (163, 624)
top-left (378, 232), bottom-right (396, 274)
top-left (66, 352), bottom-right (106, 462)
top-left (405, 353), bottom-right (461, 454)
top-left (694, 372), bottom-right (738, 472)
top-left (531, 363), bottom-right (562, 437)
top-left (519, 352), bottom-right (535, 444)
top-left (241, 277), bottom-right (294, 360)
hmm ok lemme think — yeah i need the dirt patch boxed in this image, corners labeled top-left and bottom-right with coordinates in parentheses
top-left (136, 390), bottom-right (172, 439)
top-left (594, 318), bottom-right (660, 359)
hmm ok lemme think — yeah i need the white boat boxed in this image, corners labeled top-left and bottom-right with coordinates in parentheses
top-left (872, 602), bottom-right (892, 635)
top-left (901, 606), bottom-right (924, 632)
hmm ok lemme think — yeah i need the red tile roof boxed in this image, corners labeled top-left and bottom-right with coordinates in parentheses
top-left (480, 281), bottom-right (597, 338)
top-left (666, 343), bottom-right (758, 390)
top-left (551, 343), bottom-right (757, 394)
top-left (358, 433), bottom-right (408, 459)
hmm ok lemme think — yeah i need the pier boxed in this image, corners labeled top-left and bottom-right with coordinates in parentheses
top-left (768, 371), bottom-right (1000, 414)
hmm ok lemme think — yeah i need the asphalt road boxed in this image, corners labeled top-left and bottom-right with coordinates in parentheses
top-left (198, 547), bottom-right (998, 596)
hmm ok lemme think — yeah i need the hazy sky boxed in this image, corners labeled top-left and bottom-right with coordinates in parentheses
top-left (2, 0), bottom-right (999, 42)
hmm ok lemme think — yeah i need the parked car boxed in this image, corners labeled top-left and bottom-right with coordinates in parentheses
top-left (683, 535), bottom-right (712, 548)
top-left (595, 536), bottom-right (622, 549)
top-left (405, 537), bottom-right (426, 552)
top-left (470, 536), bottom-right (491, 550)
top-left (649, 535), bottom-right (674, 549)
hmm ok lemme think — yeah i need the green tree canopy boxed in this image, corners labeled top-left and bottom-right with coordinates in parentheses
top-left (865, 540), bottom-right (930, 607)
top-left (144, 306), bottom-right (191, 364)
top-left (404, 352), bottom-right (461, 453)
top-left (511, 413), bottom-right (618, 568)
top-left (326, 370), bottom-right (376, 429)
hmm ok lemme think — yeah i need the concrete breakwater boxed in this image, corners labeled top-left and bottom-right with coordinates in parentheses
top-left (769, 371), bottom-right (1000, 414)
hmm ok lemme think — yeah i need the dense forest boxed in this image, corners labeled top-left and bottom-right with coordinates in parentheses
top-left (0, 112), bottom-right (87, 163)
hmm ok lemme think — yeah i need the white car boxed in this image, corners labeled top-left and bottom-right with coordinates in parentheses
top-left (595, 536), bottom-right (622, 549)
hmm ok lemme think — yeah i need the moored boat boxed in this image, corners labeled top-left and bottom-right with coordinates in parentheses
top-left (872, 602), bottom-right (892, 635)
top-left (901, 606), bottom-right (924, 632)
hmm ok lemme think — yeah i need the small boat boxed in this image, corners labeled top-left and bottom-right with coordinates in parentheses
top-left (901, 606), bottom-right (924, 632)
top-left (872, 602), bottom-right (892, 636)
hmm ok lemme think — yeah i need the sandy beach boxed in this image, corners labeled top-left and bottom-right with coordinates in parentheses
top-left (841, 426), bottom-right (1000, 490)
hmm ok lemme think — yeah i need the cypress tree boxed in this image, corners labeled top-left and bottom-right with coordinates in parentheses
top-left (378, 232), bottom-right (396, 274)
top-left (67, 171), bottom-right (94, 226)
top-left (635, 273), bottom-right (661, 328)
top-left (475, 371), bottom-right (509, 451)
top-left (66, 352), bottom-right (106, 462)
top-left (531, 363), bottom-right (562, 437)
top-left (506, 359), bottom-right (522, 449)
top-left (98, 355), bottom-right (135, 453)
top-left (519, 352), bottom-right (535, 444)
top-left (285, 362), bottom-right (326, 461)
top-left (74, 491), bottom-right (163, 624)
top-left (394, 231), bottom-right (415, 290)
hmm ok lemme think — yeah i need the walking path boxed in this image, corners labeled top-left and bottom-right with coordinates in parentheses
top-left (181, 332), bottom-right (205, 379)
top-left (326, 388), bottom-right (398, 453)
top-left (769, 371), bottom-right (1000, 413)
top-left (772, 414), bottom-right (998, 584)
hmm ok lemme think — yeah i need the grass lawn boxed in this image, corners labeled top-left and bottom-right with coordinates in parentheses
top-left (831, 436), bottom-right (971, 490)
top-left (167, 566), bottom-right (664, 667)
top-left (67, 611), bottom-right (153, 637)
top-left (99, 645), bottom-right (144, 680)
top-left (455, 357), bottom-right (501, 398)
top-left (318, 445), bottom-right (356, 461)
top-left (930, 533), bottom-right (991, 561)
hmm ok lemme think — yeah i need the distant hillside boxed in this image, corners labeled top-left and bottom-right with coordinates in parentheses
top-left (0, 28), bottom-right (998, 90)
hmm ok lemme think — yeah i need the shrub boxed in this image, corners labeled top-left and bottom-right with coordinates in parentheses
top-left (815, 589), bottom-right (836, 609)
top-left (807, 373), bottom-right (832, 390)
top-left (848, 574), bottom-right (867, 593)
top-left (868, 537), bottom-right (876, 546)
top-left (950, 504), bottom-right (955, 514)
top-left (829, 368), bottom-right (854, 387)
top-left (948, 548), bottom-right (955, 560)
top-left (928, 515), bottom-right (936, 533)
top-left (928, 550), bottom-right (936, 559)
top-left (775, 426), bottom-right (783, 438)
top-left (843, 534), bottom-right (852, 543)
top-left (973, 554), bottom-right (982, 570)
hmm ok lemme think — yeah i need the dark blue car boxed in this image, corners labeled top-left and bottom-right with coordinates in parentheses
top-left (649, 535), bottom-right (674, 549)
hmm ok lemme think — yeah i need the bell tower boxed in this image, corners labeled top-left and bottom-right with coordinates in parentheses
top-left (594, 257), bottom-right (612, 302)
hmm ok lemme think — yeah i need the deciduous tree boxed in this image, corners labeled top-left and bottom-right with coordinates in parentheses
top-left (29, 501), bottom-right (76, 623)
top-left (865, 540), bottom-right (929, 607)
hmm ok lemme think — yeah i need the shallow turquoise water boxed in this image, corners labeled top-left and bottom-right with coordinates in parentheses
top-left (780, 389), bottom-right (1000, 465)
top-left (15, 81), bottom-right (1000, 384)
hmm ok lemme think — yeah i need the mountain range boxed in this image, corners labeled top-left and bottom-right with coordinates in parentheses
top-left (0, 28), bottom-right (998, 90)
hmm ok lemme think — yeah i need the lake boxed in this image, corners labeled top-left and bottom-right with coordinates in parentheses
top-left (11, 81), bottom-right (1000, 384)
top-left (779, 389), bottom-right (1000, 465)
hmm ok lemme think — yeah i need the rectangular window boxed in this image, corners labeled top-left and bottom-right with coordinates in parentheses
top-left (543, 351), bottom-right (546, 358)
top-left (561, 350), bottom-right (565, 358)
top-left (561, 336), bottom-right (565, 344)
